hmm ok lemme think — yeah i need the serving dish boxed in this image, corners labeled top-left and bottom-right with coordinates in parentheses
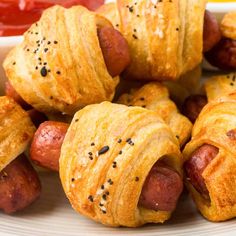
top-left (0, 1), bottom-right (236, 235)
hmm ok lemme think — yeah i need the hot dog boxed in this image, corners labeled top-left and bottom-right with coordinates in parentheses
top-left (182, 95), bottom-right (208, 123)
top-left (184, 144), bottom-right (219, 197)
top-left (205, 38), bottom-right (236, 71)
top-left (203, 10), bottom-right (222, 53)
top-left (30, 121), bottom-right (69, 171)
top-left (31, 121), bottom-right (183, 211)
top-left (139, 161), bottom-right (183, 212)
top-left (0, 154), bottom-right (41, 214)
top-left (97, 26), bottom-right (131, 77)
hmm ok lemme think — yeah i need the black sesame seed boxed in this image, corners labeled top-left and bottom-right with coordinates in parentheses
top-left (50, 96), bottom-right (53, 100)
top-left (230, 83), bottom-right (234, 86)
top-left (88, 195), bottom-right (93, 202)
top-left (176, 135), bottom-right (180, 139)
top-left (142, 105), bottom-right (146, 108)
top-left (102, 210), bottom-right (107, 214)
top-left (99, 203), bottom-right (104, 207)
top-left (44, 48), bottom-right (49, 53)
top-left (91, 142), bottom-right (95, 146)
top-left (71, 178), bottom-right (75, 182)
top-left (89, 156), bottom-right (93, 160)
top-left (35, 66), bottom-right (38, 70)
top-left (56, 71), bottom-right (61, 75)
top-left (48, 41), bottom-right (51, 45)
top-left (133, 34), bottom-right (138, 39)
top-left (102, 194), bottom-right (107, 200)
top-left (75, 119), bottom-right (79, 122)
top-left (126, 138), bottom-right (131, 143)
top-left (105, 191), bottom-right (109, 195)
top-left (98, 146), bottom-right (109, 155)
top-left (135, 177), bottom-right (140, 182)
top-left (119, 150), bottom-right (122, 155)
top-left (43, 62), bottom-right (47, 65)
top-left (140, 97), bottom-right (145, 101)
top-left (12, 62), bottom-right (16, 65)
top-left (88, 152), bottom-right (93, 156)
top-left (108, 179), bottom-right (113, 185)
top-left (26, 49), bottom-right (30, 52)
top-left (101, 185), bottom-right (105, 190)
top-left (54, 41), bottom-right (58, 44)
top-left (118, 139), bottom-right (122, 143)
top-left (40, 67), bottom-right (47, 77)
top-left (38, 57), bottom-right (42, 61)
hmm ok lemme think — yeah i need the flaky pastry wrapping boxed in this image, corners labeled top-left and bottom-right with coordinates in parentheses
top-left (3, 6), bottom-right (119, 115)
top-left (117, 82), bottom-right (192, 147)
top-left (97, 0), bottom-right (206, 81)
top-left (205, 73), bottom-right (236, 102)
top-left (220, 11), bottom-right (236, 40)
top-left (183, 94), bottom-right (236, 221)
top-left (0, 96), bottom-right (36, 172)
top-left (60, 102), bottom-right (182, 227)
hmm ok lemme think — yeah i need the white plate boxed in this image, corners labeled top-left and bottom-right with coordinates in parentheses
top-left (1, 1), bottom-right (236, 236)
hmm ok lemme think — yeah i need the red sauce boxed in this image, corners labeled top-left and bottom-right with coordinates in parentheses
top-left (0, 0), bottom-right (104, 36)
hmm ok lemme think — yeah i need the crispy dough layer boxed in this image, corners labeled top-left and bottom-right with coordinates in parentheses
top-left (97, 0), bottom-right (206, 81)
top-left (117, 82), bottom-right (192, 147)
top-left (3, 6), bottom-right (119, 115)
top-left (0, 96), bottom-right (35, 171)
top-left (183, 94), bottom-right (236, 221)
top-left (60, 102), bottom-right (182, 227)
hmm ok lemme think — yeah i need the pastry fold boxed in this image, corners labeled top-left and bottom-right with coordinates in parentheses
top-left (183, 94), bottom-right (236, 221)
top-left (60, 102), bottom-right (182, 227)
top-left (117, 82), bottom-right (192, 147)
top-left (97, 0), bottom-right (206, 81)
top-left (3, 6), bottom-right (119, 115)
top-left (0, 96), bottom-right (35, 172)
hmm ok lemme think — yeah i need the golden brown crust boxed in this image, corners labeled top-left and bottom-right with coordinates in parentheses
top-left (3, 6), bottom-right (119, 115)
top-left (117, 82), bottom-right (192, 147)
top-left (205, 73), bottom-right (236, 102)
top-left (97, 0), bottom-right (206, 81)
top-left (0, 96), bottom-right (36, 172)
top-left (59, 102), bottom-right (182, 227)
top-left (183, 94), bottom-right (236, 221)
top-left (221, 11), bottom-right (236, 40)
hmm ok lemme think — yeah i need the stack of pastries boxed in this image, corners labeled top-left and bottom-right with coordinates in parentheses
top-left (1, 0), bottom-right (236, 228)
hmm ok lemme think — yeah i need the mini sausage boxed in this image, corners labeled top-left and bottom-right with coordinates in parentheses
top-left (30, 121), bottom-right (69, 171)
top-left (203, 10), bottom-right (222, 53)
top-left (182, 95), bottom-right (208, 123)
top-left (5, 81), bottom-right (31, 110)
top-left (139, 162), bottom-right (183, 212)
top-left (0, 154), bottom-right (41, 214)
top-left (97, 26), bottom-right (131, 77)
top-left (205, 38), bottom-right (236, 70)
top-left (184, 144), bottom-right (219, 197)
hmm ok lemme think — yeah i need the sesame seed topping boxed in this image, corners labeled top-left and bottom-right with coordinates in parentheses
top-left (102, 194), bottom-right (107, 200)
top-left (91, 142), bottom-right (95, 146)
top-left (119, 150), bottom-right (122, 155)
top-left (98, 146), bottom-right (109, 155)
top-left (54, 41), bottom-right (58, 44)
top-left (88, 195), bottom-right (93, 202)
top-left (118, 139), bottom-right (122, 143)
top-left (71, 178), bottom-right (75, 182)
top-left (40, 67), bottom-right (47, 77)
top-left (135, 177), bottom-right (140, 182)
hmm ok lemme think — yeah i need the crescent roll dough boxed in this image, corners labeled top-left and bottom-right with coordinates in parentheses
top-left (0, 96), bottom-right (35, 172)
top-left (97, 0), bottom-right (206, 81)
top-left (183, 94), bottom-right (236, 221)
top-left (221, 11), bottom-right (236, 40)
top-left (117, 82), bottom-right (192, 147)
top-left (205, 73), bottom-right (236, 102)
top-left (3, 6), bottom-right (119, 115)
top-left (60, 102), bottom-right (182, 227)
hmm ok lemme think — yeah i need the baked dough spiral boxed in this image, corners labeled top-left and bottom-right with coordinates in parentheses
top-left (60, 102), bottom-right (182, 227)
top-left (117, 82), bottom-right (192, 147)
top-left (0, 96), bottom-right (36, 172)
top-left (205, 72), bottom-right (236, 102)
top-left (183, 94), bottom-right (236, 221)
top-left (3, 5), bottom-right (119, 115)
top-left (97, 0), bottom-right (206, 81)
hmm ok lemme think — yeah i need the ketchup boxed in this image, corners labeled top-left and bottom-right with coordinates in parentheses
top-left (0, 0), bottom-right (104, 36)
